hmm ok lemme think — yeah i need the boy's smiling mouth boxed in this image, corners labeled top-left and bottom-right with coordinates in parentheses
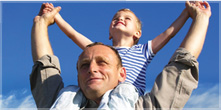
top-left (114, 21), bottom-right (125, 27)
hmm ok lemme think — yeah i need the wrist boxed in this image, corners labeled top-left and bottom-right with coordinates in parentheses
top-left (183, 8), bottom-right (190, 18)
top-left (54, 14), bottom-right (58, 22)
top-left (194, 13), bottom-right (210, 22)
top-left (54, 13), bottom-right (62, 23)
top-left (33, 17), bottom-right (49, 28)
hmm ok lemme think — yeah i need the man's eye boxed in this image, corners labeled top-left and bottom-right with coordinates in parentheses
top-left (98, 61), bottom-right (107, 65)
top-left (80, 63), bottom-right (89, 68)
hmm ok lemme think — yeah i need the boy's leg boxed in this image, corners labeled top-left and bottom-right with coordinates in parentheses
top-left (99, 82), bottom-right (139, 110)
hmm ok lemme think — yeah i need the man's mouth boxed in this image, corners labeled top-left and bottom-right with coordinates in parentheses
top-left (87, 77), bottom-right (102, 83)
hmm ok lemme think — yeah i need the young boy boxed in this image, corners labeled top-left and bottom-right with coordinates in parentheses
top-left (42, 2), bottom-right (190, 109)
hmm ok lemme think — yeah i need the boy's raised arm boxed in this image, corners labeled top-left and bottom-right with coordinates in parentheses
top-left (44, 3), bottom-right (93, 50)
top-left (180, 1), bottom-right (211, 59)
top-left (151, 5), bottom-right (190, 54)
top-left (54, 13), bottom-right (93, 49)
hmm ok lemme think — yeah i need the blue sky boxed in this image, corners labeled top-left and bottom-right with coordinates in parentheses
top-left (1, 1), bottom-right (220, 109)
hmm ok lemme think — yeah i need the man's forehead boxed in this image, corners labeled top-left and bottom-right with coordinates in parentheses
top-left (79, 45), bottom-right (115, 59)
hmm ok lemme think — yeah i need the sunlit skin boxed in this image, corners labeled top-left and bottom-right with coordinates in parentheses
top-left (77, 45), bottom-right (126, 104)
top-left (109, 11), bottom-right (141, 47)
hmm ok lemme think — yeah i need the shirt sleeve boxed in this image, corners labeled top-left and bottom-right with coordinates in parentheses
top-left (135, 47), bottom-right (199, 110)
top-left (30, 55), bottom-right (64, 108)
top-left (143, 40), bottom-right (155, 62)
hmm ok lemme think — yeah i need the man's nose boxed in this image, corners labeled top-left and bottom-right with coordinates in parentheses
top-left (88, 61), bottom-right (98, 74)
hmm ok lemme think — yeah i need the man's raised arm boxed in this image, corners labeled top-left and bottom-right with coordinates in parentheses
top-left (135, 1), bottom-right (211, 110)
top-left (30, 4), bottom-right (63, 109)
top-left (31, 3), bottom-right (61, 62)
top-left (180, 1), bottom-right (211, 59)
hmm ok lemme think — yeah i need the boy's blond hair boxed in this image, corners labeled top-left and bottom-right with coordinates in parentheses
top-left (111, 8), bottom-right (142, 45)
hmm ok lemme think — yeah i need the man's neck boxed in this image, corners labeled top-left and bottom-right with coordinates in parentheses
top-left (85, 99), bottom-right (99, 108)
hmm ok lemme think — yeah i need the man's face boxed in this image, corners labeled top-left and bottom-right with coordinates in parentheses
top-left (77, 45), bottom-right (125, 103)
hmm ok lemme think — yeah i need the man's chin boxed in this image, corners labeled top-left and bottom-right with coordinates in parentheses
top-left (84, 87), bottom-right (105, 99)
top-left (86, 84), bottom-right (103, 92)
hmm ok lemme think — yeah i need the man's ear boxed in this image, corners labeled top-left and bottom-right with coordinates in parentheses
top-left (109, 35), bottom-right (113, 40)
top-left (77, 75), bottom-right (80, 86)
top-left (118, 67), bottom-right (126, 82)
top-left (109, 33), bottom-right (113, 40)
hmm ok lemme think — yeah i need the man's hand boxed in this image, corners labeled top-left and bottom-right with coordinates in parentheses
top-left (185, 1), bottom-right (211, 19)
top-left (33, 3), bottom-right (61, 26)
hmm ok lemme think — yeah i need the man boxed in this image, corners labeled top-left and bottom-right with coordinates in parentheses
top-left (30, 1), bottom-right (211, 109)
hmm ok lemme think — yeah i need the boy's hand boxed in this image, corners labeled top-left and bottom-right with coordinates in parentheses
top-left (185, 1), bottom-right (211, 19)
top-left (34, 3), bottom-right (61, 26)
top-left (42, 3), bottom-right (55, 14)
top-left (43, 3), bottom-right (60, 22)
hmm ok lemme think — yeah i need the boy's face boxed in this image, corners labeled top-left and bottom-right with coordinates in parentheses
top-left (109, 10), bottom-right (140, 40)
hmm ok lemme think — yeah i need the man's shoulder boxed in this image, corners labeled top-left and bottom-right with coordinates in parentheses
top-left (60, 85), bottom-right (80, 93)
top-left (56, 85), bottom-right (81, 99)
top-left (51, 85), bottom-right (87, 109)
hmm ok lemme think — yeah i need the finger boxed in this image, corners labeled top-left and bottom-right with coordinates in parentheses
top-left (47, 7), bottom-right (52, 11)
top-left (185, 1), bottom-right (191, 7)
top-left (50, 3), bottom-right (54, 7)
top-left (198, 0), bottom-right (203, 3)
top-left (191, 3), bottom-right (196, 7)
top-left (44, 2), bottom-right (48, 8)
top-left (189, 1), bottom-right (195, 4)
top-left (40, 3), bottom-right (46, 10)
top-left (187, 1), bottom-right (195, 7)
top-left (202, 1), bottom-right (211, 10)
top-left (195, 1), bottom-right (200, 6)
top-left (43, 7), bottom-right (52, 13)
top-left (45, 2), bottom-right (49, 6)
top-left (195, 1), bottom-right (204, 9)
top-left (48, 3), bottom-right (55, 9)
top-left (33, 16), bottom-right (40, 22)
top-left (38, 3), bottom-right (46, 15)
top-left (186, 1), bottom-right (190, 5)
top-left (42, 10), bottom-right (47, 14)
top-left (194, 1), bottom-right (204, 9)
top-left (49, 6), bottom-right (61, 17)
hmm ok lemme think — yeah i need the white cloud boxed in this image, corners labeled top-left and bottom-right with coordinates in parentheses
top-left (17, 95), bottom-right (36, 109)
top-left (1, 84), bottom-right (220, 109)
top-left (0, 90), bottom-right (37, 110)
top-left (185, 84), bottom-right (219, 108)
top-left (145, 83), bottom-right (220, 109)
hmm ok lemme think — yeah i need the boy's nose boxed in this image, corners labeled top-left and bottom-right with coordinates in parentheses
top-left (119, 17), bottom-right (124, 21)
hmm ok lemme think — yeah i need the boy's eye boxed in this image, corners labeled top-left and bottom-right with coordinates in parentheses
top-left (125, 17), bottom-right (131, 20)
top-left (113, 17), bottom-right (118, 21)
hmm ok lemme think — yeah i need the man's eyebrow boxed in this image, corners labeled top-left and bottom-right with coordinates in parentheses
top-left (78, 58), bottom-right (90, 65)
top-left (95, 56), bottom-right (110, 62)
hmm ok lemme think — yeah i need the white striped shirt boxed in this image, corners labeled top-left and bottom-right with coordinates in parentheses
top-left (114, 41), bottom-right (155, 95)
